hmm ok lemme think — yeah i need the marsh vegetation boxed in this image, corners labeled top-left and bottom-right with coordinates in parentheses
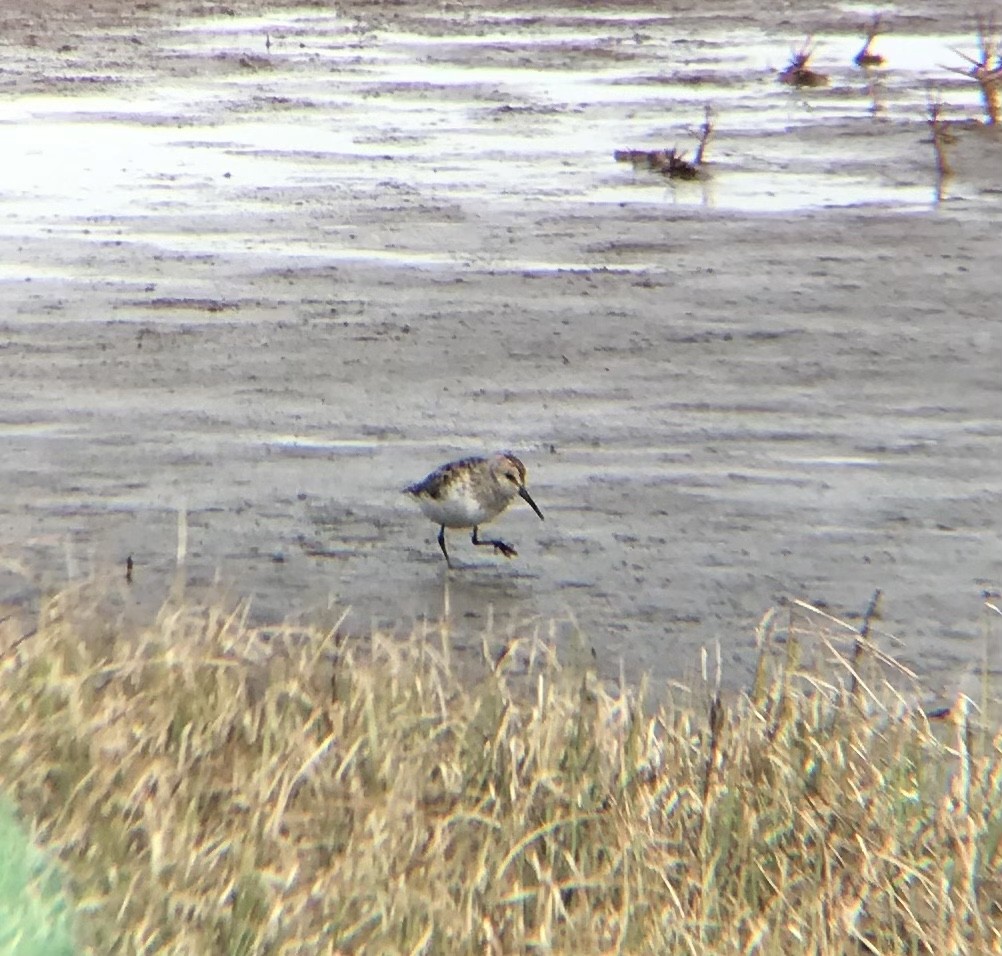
top-left (1, 582), bottom-right (1000, 953)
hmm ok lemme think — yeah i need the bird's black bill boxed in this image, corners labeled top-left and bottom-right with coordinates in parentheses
top-left (519, 487), bottom-right (545, 521)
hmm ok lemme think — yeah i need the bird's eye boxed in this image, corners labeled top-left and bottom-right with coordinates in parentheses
top-left (505, 472), bottom-right (518, 482)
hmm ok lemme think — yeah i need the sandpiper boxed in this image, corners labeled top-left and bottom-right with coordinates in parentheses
top-left (404, 452), bottom-right (544, 568)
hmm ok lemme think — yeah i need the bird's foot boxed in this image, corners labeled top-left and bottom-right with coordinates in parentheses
top-left (493, 541), bottom-right (518, 559)
top-left (471, 527), bottom-right (518, 558)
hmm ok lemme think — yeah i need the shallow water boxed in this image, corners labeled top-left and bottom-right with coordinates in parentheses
top-left (2, 4), bottom-right (997, 245)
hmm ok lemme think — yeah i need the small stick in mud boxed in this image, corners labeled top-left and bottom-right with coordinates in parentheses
top-left (613, 105), bottom-right (714, 181)
top-left (846, 589), bottom-right (881, 701)
top-left (692, 104), bottom-right (714, 167)
top-left (779, 38), bottom-right (829, 88)
top-left (854, 14), bottom-right (886, 68)
top-left (926, 93), bottom-right (956, 200)
top-left (944, 16), bottom-right (1002, 124)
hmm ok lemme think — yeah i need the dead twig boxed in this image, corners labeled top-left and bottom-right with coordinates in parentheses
top-left (943, 16), bottom-right (1002, 124)
top-left (854, 14), bottom-right (886, 68)
top-left (692, 105), bottom-right (714, 166)
top-left (613, 105), bottom-right (714, 181)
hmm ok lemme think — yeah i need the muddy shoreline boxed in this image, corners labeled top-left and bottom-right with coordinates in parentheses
top-left (2, 0), bottom-right (1000, 691)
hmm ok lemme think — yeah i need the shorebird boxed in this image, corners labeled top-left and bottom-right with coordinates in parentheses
top-left (404, 452), bottom-right (544, 567)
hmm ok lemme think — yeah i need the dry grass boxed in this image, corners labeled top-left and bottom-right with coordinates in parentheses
top-left (1, 581), bottom-right (1002, 954)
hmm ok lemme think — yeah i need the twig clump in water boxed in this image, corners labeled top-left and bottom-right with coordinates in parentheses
top-left (779, 37), bottom-right (829, 87)
top-left (614, 106), bottom-right (714, 180)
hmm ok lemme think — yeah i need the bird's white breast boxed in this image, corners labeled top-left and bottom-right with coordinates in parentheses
top-left (414, 492), bottom-right (500, 528)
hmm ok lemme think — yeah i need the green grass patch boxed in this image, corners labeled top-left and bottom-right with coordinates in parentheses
top-left (0, 797), bottom-right (75, 956)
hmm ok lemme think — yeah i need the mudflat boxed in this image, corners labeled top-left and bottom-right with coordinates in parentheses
top-left (2, 0), bottom-right (1000, 690)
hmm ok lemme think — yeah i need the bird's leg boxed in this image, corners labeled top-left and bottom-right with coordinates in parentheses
top-left (437, 526), bottom-right (453, 568)
top-left (471, 525), bottom-right (518, 558)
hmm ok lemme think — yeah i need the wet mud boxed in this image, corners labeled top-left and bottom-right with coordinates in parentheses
top-left (2, 0), bottom-right (1001, 691)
